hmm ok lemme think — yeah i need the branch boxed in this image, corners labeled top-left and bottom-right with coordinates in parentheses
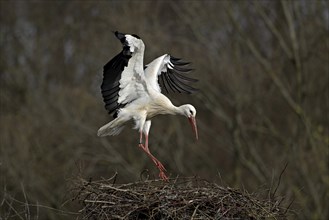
top-left (254, 1), bottom-right (293, 59)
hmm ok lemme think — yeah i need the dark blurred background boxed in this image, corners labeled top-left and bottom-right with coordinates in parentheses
top-left (0, 0), bottom-right (328, 219)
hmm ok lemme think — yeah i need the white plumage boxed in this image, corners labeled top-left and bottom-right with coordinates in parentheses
top-left (97, 31), bottom-right (198, 180)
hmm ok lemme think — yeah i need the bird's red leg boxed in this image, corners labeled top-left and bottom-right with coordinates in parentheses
top-left (139, 131), bottom-right (143, 145)
top-left (138, 132), bottom-right (168, 180)
top-left (144, 134), bottom-right (167, 173)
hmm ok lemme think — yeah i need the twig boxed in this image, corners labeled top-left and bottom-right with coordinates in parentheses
top-left (272, 163), bottom-right (288, 199)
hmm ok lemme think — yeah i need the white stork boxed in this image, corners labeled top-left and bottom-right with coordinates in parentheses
top-left (97, 31), bottom-right (198, 180)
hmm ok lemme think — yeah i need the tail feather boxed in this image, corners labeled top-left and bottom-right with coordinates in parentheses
top-left (97, 118), bottom-right (126, 136)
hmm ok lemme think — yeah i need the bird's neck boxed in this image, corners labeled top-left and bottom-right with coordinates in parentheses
top-left (172, 105), bottom-right (186, 116)
top-left (152, 95), bottom-right (186, 117)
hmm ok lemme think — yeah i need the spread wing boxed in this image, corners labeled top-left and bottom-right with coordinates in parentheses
top-left (101, 32), bottom-right (146, 117)
top-left (144, 54), bottom-right (198, 94)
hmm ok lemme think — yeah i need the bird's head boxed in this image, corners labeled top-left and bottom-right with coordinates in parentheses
top-left (114, 31), bottom-right (144, 55)
top-left (180, 104), bottom-right (198, 140)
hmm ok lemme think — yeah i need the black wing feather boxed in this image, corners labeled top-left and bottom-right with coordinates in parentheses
top-left (101, 50), bottom-right (131, 116)
top-left (171, 65), bottom-right (194, 72)
top-left (159, 56), bottom-right (198, 94)
top-left (170, 59), bottom-right (190, 66)
top-left (171, 69), bottom-right (198, 82)
top-left (167, 73), bottom-right (188, 93)
top-left (163, 72), bottom-right (179, 93)
top-left (168, 70), bottom-right (198, 93)
top-left (160, 74), bottom-right (169, 93)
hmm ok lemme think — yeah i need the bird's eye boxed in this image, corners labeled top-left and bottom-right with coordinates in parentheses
top-left (189, 110), bottom-right (193, 115)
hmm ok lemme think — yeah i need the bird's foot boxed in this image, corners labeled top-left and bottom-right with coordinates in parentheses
top-left (154, 161), bottom-right (168, 181)
top-left (138, 143), bottom-right (167, 174)
top-left (155, 160), bottom-right (167, 173)
top-left (159, 171), bottom-right (169, 181)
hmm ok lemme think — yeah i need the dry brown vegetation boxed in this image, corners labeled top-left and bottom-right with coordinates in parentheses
top-left (0, 1), bottom-right (328, 220)
top-left (73, 175), bottom-right (288, 219)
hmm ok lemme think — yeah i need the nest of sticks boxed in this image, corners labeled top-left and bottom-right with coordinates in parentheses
top-left (72, 175), bottom-right (288, 220)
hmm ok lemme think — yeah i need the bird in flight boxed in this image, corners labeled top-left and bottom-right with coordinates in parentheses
top-left (97, 31), bottom-right (198, 180)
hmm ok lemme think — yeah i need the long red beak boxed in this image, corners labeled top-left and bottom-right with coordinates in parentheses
top-left (188, 116), bottom-right (198, 140)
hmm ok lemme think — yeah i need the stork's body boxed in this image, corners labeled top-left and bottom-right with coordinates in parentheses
top-left (98, 32), bottom-right (198, 180)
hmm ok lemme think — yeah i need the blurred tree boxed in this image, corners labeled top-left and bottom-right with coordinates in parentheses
top-left (0, 1), bottom-right (328, 219)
